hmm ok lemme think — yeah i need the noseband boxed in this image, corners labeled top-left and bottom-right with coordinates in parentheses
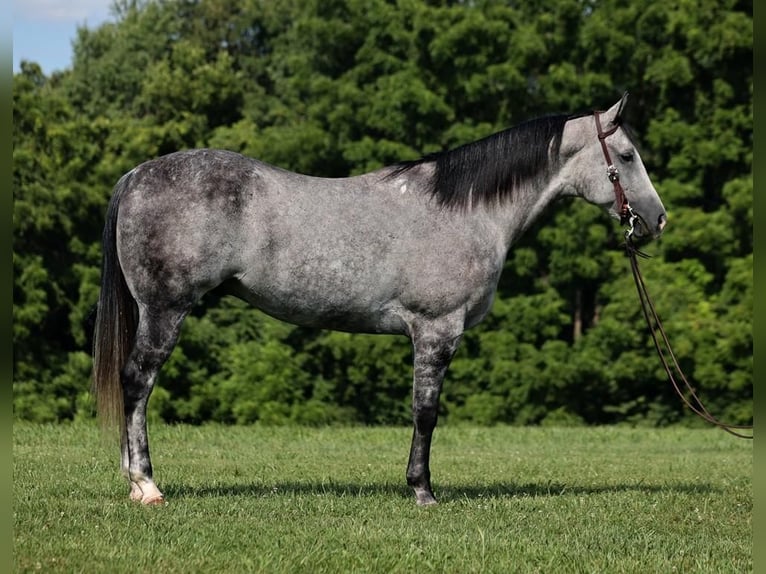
top-left (594, 112), bottom-right (634, 229)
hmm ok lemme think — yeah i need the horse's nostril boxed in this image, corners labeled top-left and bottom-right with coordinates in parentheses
top-left (658, 213), bottom-right (667, 232)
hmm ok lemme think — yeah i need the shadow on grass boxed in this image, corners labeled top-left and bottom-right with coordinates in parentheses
top-left (165, 479), bottom-right (718, 502)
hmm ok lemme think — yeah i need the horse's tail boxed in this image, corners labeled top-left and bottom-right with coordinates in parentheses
top-left (92, 171), bottom-right (138, 435)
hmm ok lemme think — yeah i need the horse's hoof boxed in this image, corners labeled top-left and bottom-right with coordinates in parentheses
top-left (142, 495), bottom-right (166, 506)
top-left (415, 493), bottom-right (438, 506)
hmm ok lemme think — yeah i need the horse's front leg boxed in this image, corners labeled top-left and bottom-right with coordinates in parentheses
top-left (406, 321), bottom-right (463, 506)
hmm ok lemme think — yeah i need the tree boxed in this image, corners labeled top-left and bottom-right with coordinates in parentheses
top-left (13, 0), bottom-right (751, 427)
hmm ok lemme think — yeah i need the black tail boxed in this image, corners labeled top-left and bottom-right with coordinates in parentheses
top-left (92, 171), bottom-right (138, 434)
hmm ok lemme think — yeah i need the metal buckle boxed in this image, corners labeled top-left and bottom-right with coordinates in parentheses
top-left (624, 204), bottom-right (638, 239)
top-left (607, 164), bottom-right (620, 183)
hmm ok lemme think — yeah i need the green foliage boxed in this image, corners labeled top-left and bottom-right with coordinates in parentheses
top-left (13, 0), bottom-right (751, 426)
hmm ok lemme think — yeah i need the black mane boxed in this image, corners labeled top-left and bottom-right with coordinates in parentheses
top-left (390, 112), bottom-right (592, 209)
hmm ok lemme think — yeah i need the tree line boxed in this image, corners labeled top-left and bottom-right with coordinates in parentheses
top-left (13, 0), bottom-right (752, 426)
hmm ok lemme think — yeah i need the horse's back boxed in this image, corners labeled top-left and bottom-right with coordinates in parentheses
top-left (120, 149), bottom-right (263, 217)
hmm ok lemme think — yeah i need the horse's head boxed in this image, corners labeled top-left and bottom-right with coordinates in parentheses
top-left (559, 93), bottom-right (667, 240)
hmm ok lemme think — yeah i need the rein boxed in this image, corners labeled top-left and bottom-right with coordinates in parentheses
top-left (624, 239), bottom-right (753, 439)
top-left (594, 112), bottom-right (753, 439)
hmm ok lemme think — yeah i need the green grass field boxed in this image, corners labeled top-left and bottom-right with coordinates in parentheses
top-left (14, 423), bottom-right (751, 573)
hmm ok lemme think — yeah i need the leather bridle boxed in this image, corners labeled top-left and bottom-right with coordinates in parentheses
top-left (594, 111), bottom-right (633, 227)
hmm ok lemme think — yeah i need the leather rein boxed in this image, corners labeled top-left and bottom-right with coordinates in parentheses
top-left (594, 112), bottom-right (753, 439)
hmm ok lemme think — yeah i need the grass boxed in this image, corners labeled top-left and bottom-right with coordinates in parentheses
top-left (14, 423), bottom-right (751, 573)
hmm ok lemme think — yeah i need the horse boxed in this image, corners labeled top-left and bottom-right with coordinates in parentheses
top-left (92, 94), bottom-right (667, 506)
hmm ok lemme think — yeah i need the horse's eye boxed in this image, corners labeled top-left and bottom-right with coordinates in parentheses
top-left (620, 152), bottom-right (634, 163)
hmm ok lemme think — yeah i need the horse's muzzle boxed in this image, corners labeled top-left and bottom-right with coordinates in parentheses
top-left (632, 211), bottom-right (667, 241)
top-left (657, 213), bottom-right (668, 234)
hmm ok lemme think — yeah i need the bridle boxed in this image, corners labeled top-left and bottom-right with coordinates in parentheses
top-left (594, 111), bottom-right (634, 228)
top-left (594, 111), bottom-right (753, 439)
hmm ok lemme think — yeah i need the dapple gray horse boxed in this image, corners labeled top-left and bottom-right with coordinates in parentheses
top-left (93, 94), bottom-right (667, 506)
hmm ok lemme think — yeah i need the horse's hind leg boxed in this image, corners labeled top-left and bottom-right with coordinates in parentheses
top-left (121, 304), bottom-right (189, 505)
top-left (406, 318), bottom-right (463, 506)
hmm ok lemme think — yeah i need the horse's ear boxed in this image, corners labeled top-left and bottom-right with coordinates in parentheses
top-left (605, 92), bottom-right (629, 125)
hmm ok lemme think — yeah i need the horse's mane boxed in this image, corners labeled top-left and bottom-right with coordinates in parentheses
top-left (389, 111), bottom-right (594, 209)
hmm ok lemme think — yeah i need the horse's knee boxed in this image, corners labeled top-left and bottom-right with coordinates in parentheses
top-left (412, 378), bottom-right (442, 423)
top-left (413, 401), bottom-right (438, 432)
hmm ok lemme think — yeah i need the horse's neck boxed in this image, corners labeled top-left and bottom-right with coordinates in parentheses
top-left (493, 172), bottom-right (568, 249)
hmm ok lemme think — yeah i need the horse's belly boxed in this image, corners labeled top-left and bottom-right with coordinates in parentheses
top-left (226, 274), bottom-right (408, 335)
